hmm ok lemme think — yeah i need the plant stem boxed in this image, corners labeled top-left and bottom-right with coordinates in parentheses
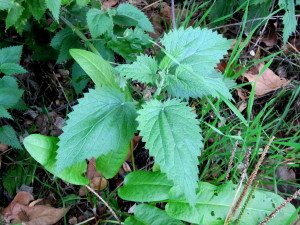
top-left (60, 15), bottom-right (100, 55)
top-left (130, 140), bottom-right (136, 171)
top-left (171, 0), bottom-right (176, 29)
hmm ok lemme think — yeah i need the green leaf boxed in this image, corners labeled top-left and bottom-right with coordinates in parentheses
top-left (70, 49), bottom-right (118, 87)
top-left (57, 36), bottom-right (82, 63)
top-left (50, 28), bottom-right (74, 50)
top-left (0, 0), bottom-right (13, 10)
top-left (0, 63), bottom-right (27, 75)
top-left (93, 40), bottom-right (115, 62)
top-left (72, 62), bottom-right (90, 95)
top-left (76, 0), bottom-right (90, 7)
top-left (0, 126), bottom-right (22, 149)
top-left (0, 76), bottom-right (18, 88)
top-left (0, 105), bottom-right (12, 119)
top-left (160, 27), bottom-right (233, 99)
top-left (166, 182), bottom-right (296, 225)
top-left (5, 2), bottom-right (24, 29)
top-left (115, 54), bottom-right (158, 84)
top-left (87, 9), bottom-right (113, 38)
top-left (125, 204), bottom-right (184, 225)
top-left (115, 3), bottom-right (154, 32)
top-left (280, 0), bottom-right (297, 44)
top-left (0, 45), bottom-right (23, 64)
top-left (26, 0), bottom-right (47, 21)
top-left (45, 0), bottom-right (61, 21)
top-left (118, 171), bottom-right (173, 202)
top-left (0, 87), bottom-right (23, 109)
top-left (96, 147), bottom-right (128, 179)
top-left (56, 87), bottom-right (138, 172)
top-left (23, 134), bottom-right (89, 185)
top-left (137, 99), bottom-right (203, 205)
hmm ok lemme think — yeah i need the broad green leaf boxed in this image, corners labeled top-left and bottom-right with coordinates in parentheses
top-left (26, 0), bottom-right (47, 21)
top-left (280, 0), bottom-right (297, 44)
top-left (87, 9), bottom-right (113, 38)
top-left (125, 204), bottom-right (184, 225)
top-left (0, 105), bottom-right (12, 119)
top-left (76, 0), bottom-right (90, 7)
top-left (0, 45), bottom-right (23, 64)
top-left (50, 28), bottom-right (74, 50)
top-left (0, 88), bottom-right (23, 109)
top-left (118, 170), bottom-right (173, 202)
top-left (56, 87), bottom-right (138, 172)
top-left (93, 40), bottom-right (114, 62)
top-left (45, 0), bottom-right (61, 21)
top-left (0, 0), bottom-right (13, 10)
top-left (5, 2), bottom-right (24, 29)
top-left (23, 134), bottom-right (89, 185)
top-left (0, 76), bottom-right (18, 88)
top-left (160, 27), bottom-right (233, 99)
top-left (57, 36), bottom-right (82, 63)
top-left (0, 126), bottom-right (22, 149)
top-left (115, 54), bottom-right (158, 84)
top-left (70, 49), bottom-right (118, 87)
top-left (137, 99), bottom-right (203, 205)
top-left (96, 146), bottom-right (128, 179)
top-left (0, 63), bottom-right (27, 75)
top-left (166, 182), bottom-right (296, 225)
top-left (72, 62), bottom-right (90, 95)
top-left (115, 3), bottom-right (154, 32)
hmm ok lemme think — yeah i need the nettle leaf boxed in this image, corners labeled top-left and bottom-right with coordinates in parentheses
top-left (5, 2), bottom-right (24, 29)
top-left (70, 49), bottom-right (118, 88)
top-left (166, 182), bottom-right (296, 225)
top-left (76, 0), bottom-right (90, 8)
top-left (115, 3), bottom-right (154, 32)
top-left (125, 204), bottom-right (184, 225)
top-left (26, 0), bottom-right (47, 21)
top-left (0, 63), bottom-right (27, 75)
top-left (0, 76), bottom-right (18, 88)
top-left (0, 105), bottom-right (12, 119)
top-left (56, 87), bottom-right (138, 172)
top-left (160, 27), bottom-right (233, 99)
top-left (45, 0), bottom-right (61, 21)
top-left (0, 88), bottom-right (23, 109)
top-left (0, 126), bottom-right (22, 149)
top-left (24, 134), bottom-right (88, 185)
top-left (0, 45), bottom-right (23, 64)
top-left (57, 36), bottom-right (82, 63)
top-left (279, 0), bottom-right (297, 44)
top-left (87, 8), bottom-right (113, 38)
top-left (118, 170), bottom-right (173, 202)
top-left (137, 99), bottom-right (203, 205)
top-left (0, 0), bottom-right (13, 10)
top-left (115, 54), bottom-right (158, 84)
top-left (72, 62), bottom-right (90, 95)
top-left (50, 28), bottom-right (74, 50)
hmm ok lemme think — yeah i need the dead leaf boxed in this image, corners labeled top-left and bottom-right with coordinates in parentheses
top-left (150, 13), bottom-right (164, 39)
top-left (261, 23), bottom-right (278, 47)
top-left (243, 62), bottom-right (291, 96)
top-left (2, 191), bottom-right (69, 225)
top-left (102, 0), bottom-right (118, 10)
top-left (0, 143), bottom-right (8, 152)
top-left (282, 38), bottom-right (300, 55)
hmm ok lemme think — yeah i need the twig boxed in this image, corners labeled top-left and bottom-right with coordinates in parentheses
top-left (85, 185), bottom-right (121, 224)
top-left (75, 217), bottom-right (96, 225)
top-left (171, 0), bottom-right (176, 29)
top-left (259, 188), bottom-right (300, 225)
top-left (226, 137), bottom-right (275, 224)
top-left (142, 0), bottom-right (160, 10)
top-left (225, 131), bottom-right (241, 181)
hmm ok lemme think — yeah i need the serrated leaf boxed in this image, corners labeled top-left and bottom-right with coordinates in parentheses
top-left (26, 0), bottom-right (47, 21)
top-left (23, 134), bottom-right (89, 185)
top-left (115, 3), bottom-right (153, 32)
top-left (56, 87), bottom-right (138, 172)
top-left (57, 36), bottom-right (81, 63)
top-left (5, 2), bottom-right (24, 29)
top-left (72, 62), bottom-right (90, 95)
top-left (50, 28), bottom-right (74, 50)
top-left (0, 0), bottom-right (13, 10)
top-left (124, 204), bottom-right (184, 225)
top-left (0, 45), bottom-right (23, 64)
top-left (137, 99), bottom-right (203, 205)
top-left (0, 105), bottom-right (12, 119)
top-left (87, 9), bottom-right (113, 38)
top-left (76, 0), bottom-right (90, 7)
top-left (0, 87), bottom-right (23, 109)
top-left (166, 182), bottom-right (296, 225)
top-left (45, 0), bottom-right (61, 21)
top-left (93, 40), bottom-right (115, 62)
top-left (0, 126), bottom-right (22, 149)
top-left (96, 146), bottom-right (128, 179)
top-left (115, 54), bottom-right (158, 84)
top-left (0, 76), bottom-right (18, 88)
top-left (118, 170), bottom-right (173, 202)
top-left (0, 63), bottom-right (27, 75)
top-left (280, 0), bottom-right (297, 44)
top-left (160, 27), bottom-right (233, 99)
top-left (70, 49), bottom-right (118, 87)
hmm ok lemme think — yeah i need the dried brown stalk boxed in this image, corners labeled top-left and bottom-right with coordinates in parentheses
top-left (225, 131), bottom-right (241, 181)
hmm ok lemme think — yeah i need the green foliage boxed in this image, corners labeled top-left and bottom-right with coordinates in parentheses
top-left (119, 171), bottom-right (296, 225)
top-left (124, 204), bottom-right (184, 225)
top-left (45, 0), bottom-right (61, 21)
top-left (279, 0), bottom-right (297, 43)
top-left (87, 9), bottom-right (113, 38)
top-left (0, 0), bottom-right (13, 10)
top-left (115, 54), bottom-right (158, 84)
top-left (23, 134), bottom-right (89, 185)
top-left (71, 62), bottom-right (90, 95)
top-left (55, 87), bottom-right (138, 172)
top-left (0, 126), bottom-right (22, 149)
top-left (0, 45), bottom-right (23, 64)
top-left (0, 63), bottom-right (27, 75)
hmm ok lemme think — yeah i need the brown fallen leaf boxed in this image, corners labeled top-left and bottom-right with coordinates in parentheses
top-left (0, 143), bottom-right (8, 152)
top-left (2, 191), bottom-right (69, 225)
top-left (282, 38), bottom-right (300, 55)
top-left (243, 62), bottom-right (291, 96)
top-left (261, 23), bottom-right (278, 47)
top-left (102, 0), bottom-right (118, 10)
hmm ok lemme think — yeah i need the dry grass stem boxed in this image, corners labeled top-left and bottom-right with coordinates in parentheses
top-left (225, 131), bottom-right (241, 181)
